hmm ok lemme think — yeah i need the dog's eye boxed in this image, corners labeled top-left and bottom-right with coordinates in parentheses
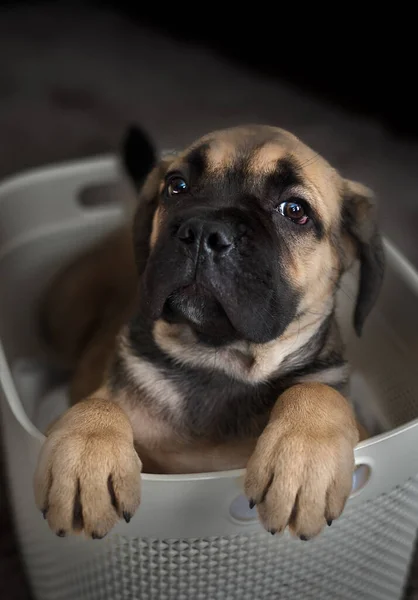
top-left (278, 200), bottom-right (309, 225)
top-left (166, 176), bottom-right (188, 197)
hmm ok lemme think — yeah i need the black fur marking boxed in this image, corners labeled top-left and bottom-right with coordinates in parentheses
top-left (283, 344), bottom-right (348, 394)
top-left (265, 157), bottom-right (324, 239)
top-left (290, 351), bottom-right (347, 379)
top-left (186, 144), bottom-right (209, 179)
top-left (265, 157), bottom-right (303, 191)
top-left (133, 195), bottom-right (159, 276)
top-left (341, 187), bottom-right (385, 336)
top-left (123, 316), bottom-right (279, 440)
top-left (278, 315), bottom-right (335, 376)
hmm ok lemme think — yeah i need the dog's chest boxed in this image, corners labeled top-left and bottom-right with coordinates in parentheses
top-left (117, 390), bottom-right (259, 473)
top-left (113, 329), bottom-right (287, 443)
top-left (178, 374), bottom-right (282, 439)
top-left (117, 353), bottom-right (282, 441)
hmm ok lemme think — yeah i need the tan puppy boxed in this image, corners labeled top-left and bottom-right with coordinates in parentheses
top-left (34, 125), bottom-right (384, 541)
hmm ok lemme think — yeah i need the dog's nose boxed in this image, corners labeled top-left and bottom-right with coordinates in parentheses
top-left (177, 218), bottom-right (233, 254)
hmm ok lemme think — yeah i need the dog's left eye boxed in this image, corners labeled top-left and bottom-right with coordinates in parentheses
top-left (278, 200), bottom-right (309, 225)
top-left (166, 176), bottom-right (189, 197)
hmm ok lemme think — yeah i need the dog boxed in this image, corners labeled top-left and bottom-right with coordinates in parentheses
top-left (34, 124), bottom-right (384, 541)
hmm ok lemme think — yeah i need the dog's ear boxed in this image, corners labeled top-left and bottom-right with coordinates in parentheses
top-left (121, 125), bottom-right (157, 188)
top-left (119, 125), bottom-right (161, 274)
top-left (341, 179), bottom-right (385, 336)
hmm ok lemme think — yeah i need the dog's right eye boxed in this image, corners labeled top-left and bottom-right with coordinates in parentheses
top-left (166, 175), bottom-right (189, 197)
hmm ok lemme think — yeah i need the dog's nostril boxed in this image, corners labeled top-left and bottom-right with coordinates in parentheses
top-left (207, 231), bottom-right (232, 252)
top-left (177, 219), bottom-right (233, 252)
top-left (178, 226), bottom-right (196, 245)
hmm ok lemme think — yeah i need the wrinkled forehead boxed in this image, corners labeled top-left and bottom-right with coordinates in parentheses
top-left (170, 126), bottom-right (343, 222)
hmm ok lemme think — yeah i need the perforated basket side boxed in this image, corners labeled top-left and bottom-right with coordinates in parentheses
top-left (23, 476), bottom-right (418, 600)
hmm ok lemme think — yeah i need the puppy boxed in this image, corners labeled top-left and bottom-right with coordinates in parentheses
top-left (34, 124), bottom-right (384, 541)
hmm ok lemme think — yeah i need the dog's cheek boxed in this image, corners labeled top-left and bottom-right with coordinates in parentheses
top-left (133, 197), bottom-right (159, 275)
top-left (149, 206), bottom-right (163, 250)
top-left (288, 239), bottom-right (339, 315)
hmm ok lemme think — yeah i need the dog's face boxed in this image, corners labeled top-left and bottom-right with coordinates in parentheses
top-left (123, 125), bottom-right (384, 346)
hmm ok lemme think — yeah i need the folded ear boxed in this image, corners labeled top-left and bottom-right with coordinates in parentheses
top-left (121, 125), bottom-right (157, 187)
top-left (341, 179), bottom-right (385, 336)
top-left (120, 125), bottom-right (176, 275)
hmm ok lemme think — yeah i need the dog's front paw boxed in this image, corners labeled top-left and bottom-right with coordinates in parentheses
top-left (244, 384), bottom-right (358, 540)
top-left (34, 399), bottom-right (142, 539)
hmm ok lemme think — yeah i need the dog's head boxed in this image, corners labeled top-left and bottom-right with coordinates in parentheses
top-left (122, 125), bottom-right (384, 346)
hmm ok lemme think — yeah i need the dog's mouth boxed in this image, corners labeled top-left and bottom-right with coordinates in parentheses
top-left (161, 283), bottom-right (238, 344)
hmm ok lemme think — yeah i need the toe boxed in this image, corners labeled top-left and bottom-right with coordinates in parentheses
top-left (288, 483), bottom-right (327, 539)
top-left (46, 467), bottom-right (78, 536)
top-left (257, 476), bottom-right (300, 534)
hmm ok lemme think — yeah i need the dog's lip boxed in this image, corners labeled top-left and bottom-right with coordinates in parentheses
top-left (172, 282), bottom-right (209, 298)
top-left (141, 277), bottom-right (212, 320)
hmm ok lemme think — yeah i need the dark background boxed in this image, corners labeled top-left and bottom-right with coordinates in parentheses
top-left (103, 3), bottom-right (418, 139)
top-left (4, 0), bottom-right (417, 139)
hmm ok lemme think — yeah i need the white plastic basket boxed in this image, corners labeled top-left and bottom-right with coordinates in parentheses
top-left (1, 157), bottom-right (418, 600)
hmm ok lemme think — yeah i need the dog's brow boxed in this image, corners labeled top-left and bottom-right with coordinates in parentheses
top-left (264, 157), bottom-right (303, 190)
top-left (185, 144), bottom-right (209, 178)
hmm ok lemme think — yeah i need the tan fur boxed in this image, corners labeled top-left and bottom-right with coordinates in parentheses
top-left (149, 206), bottom-right (162, 249)
top-left (34, 394), bottom-right (142, 538)
top-left (70, 315), bottom-right (128, 403)
top-left (154, 308), bottom-right (331, 384)
top-left (41, 226), bottom-right (136, 369)
top-left (291, 240), bottom-right (340, 317)
top-left (34, 125), bottom-right (377, 540)
top-left (247, 129), bottom-right (341, 225)
top-left (245, 383), bottom-right (358, 538)
top-left (248, 142), bottom-right (288, 173)
top-left (154, 316), bottom-right (321, 383)
top-left (205, 139), bottom-right (237, 173)
top-left (34, 381), bottom-right (364, 538)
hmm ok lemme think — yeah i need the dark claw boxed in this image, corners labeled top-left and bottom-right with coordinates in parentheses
top-left (42, 509), bottom-right (48, 520)
top-left (249, 499), bottom-right (255, 510)
top-left (327, 519), bottom-right (333, 527)
top-left (269, 529), bottom-right (277, 536)
top-left (91, 532), bottom-right (106, 540)
top-left (56, 529), bottom-right (66, 538)
top-left (123, 511), bottom-right (132, 523)
top-left (299, 535), bottom-right (309, 541)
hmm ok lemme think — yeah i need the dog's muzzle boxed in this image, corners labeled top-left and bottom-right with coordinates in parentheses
top-left (140, 207), bottom-right (294, 345)
top-left (176, 216), bottom-right (235, 260)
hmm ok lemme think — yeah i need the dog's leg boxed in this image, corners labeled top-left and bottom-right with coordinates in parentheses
top-left (244, 383), bottom-right (359, 539)
top-left (40, 227), bottom-right (136, 368)
top-left (33, 391), bottom-right (141, 539)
